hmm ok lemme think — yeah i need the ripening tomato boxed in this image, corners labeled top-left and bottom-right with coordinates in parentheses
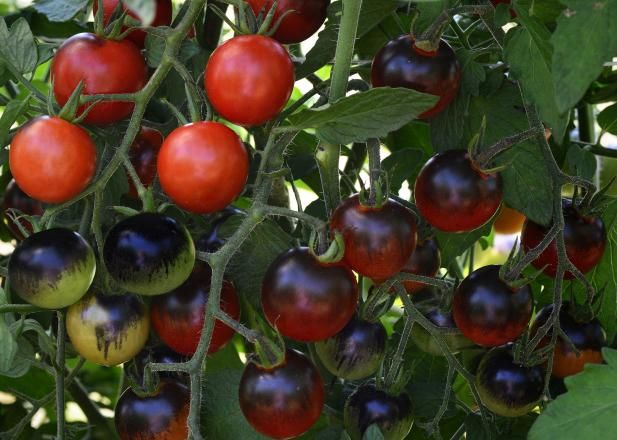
top-left (400, 237), bottom-right (441, 294)
top-left (157, 122), bottom-right (249, 214)
top-left (494, 204), bottom-right (526, 235)
top-left (204, 35), bottom-right (294, 126)
top-left (2, 179), bottom-right (44, 240)
top-left (127, 127), bottom-right (164, 198)
top-left (51, 33), bottom-right (148, 125)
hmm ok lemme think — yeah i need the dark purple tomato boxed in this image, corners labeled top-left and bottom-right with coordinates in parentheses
top-left (400, 237), bottom-right (441, 294)
top-left (239, 349), bottom-right (324, 439)
top-left (315, 314), bottom-right (387, 380)
top-left (476, 347), bottom-right (544, 417)
top-left (127, 127), bottom-right (164, 199)
top-left (414, 149), bottom-right (503, 233)
top-left (196, 207), bottom-right (244, 253)
top-left (344, 384), bottom-right (413, 440)
top-left (452, 265), bottom-right (532, 347)
top-left (371, 35), bottom-right (461, 119)
top-left (521, 199), bottom-right (606, 279)
top-left (330, 194), bottom-right (417, 280)
top-left (2, 179), bottom-right (44, 240)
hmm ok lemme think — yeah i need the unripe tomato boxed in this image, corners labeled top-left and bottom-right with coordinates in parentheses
top-left (157, 122), bottom-right (248, 214)
top-left (204, 35), bottom-right (294, 126)
top-left (66, 291), bottom-right (149, 366)
top-left (51, 33), bottom-right (148, 125)
top-left (400, 237), bottom-right (441, 293)
top-left (127, 127), bottom-right (164, 198)
top-left (2, 179), bottom-right (44, 240)
top-left (10, 116), bottom-right (96, 203)
top-left (494, 204), bottom-right (526, 235)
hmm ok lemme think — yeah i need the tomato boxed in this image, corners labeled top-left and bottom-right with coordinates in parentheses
top-left (414, 149), bottom-right (503, 233)
top-left (521, 199), bottom-right (606, 279)
top-left (330, 194), bottom-right (417, 280)
top-left (204, 35), bottom-right (294, 126)
top-left (115, 380), bottom-right (189, 440)
top-left (261, 247), bottom-right (358, 341)
top-left (10, 116), bottom-right (96, 203)
top-left (93, 0), bottom-right (173, 49)
top-left (127, 127), bottom-right (164, 198)
top-left (476, 346), bottom-right (544, 417)
top-left (51, 33), bottom-right (148, 125)
top-left (371, 35), bottom-right (461, 119)
top-left (9, 228), bottom-right (95, 309)
top-left (315, 314), bottom-right (387, 380)
top-left (531, 304), bottom-right (606, 378)
top-left (157, 122), bottom-right (248, 213)
top-left (196, 207), bottom-right (244, 252)
top-left (66, 291), bottom-right (149, 366)
top-left (493, 204), bottom-right (526, 235)
top-left (239, 349), bottom-right (324, 439)
top-left (103, 213), bottom-right (195, 296)
top-left (2, 179), bottom-right (44, 240)
top-left (453, 265), bottom-right (532, 347)
top-left (400, 237), bottom-right (441, 294)
top-left (246, 0), bottom-right (330, 44)
top-left (344, 384), bottom-right (413, 440)
top-left (151, 262), bottom-right (239, 355)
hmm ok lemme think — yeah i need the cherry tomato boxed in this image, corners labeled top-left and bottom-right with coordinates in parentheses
top-left (531, 304), bottom-right (606, 378)
top-left (127, 127), bottom-right (164, 198)
top-left (115, 380), bottom-right (189, 440)
top-left (93, 0), bottom-right (173, 48)
top-left (2, 179), bottom-right (44, 240)
top-left (151, 262), bottom-right (239, 355)
top-left (493, 204), bottom-right (526, 235)
top-left (476, 346), bottom-right (544, 417)
top-left (51, 33), bottom-right (148, 125)
top-left (261, 247), bottom-right (358, 341)
top-left (196, 207), bottom-right (244, 252)
top-left (400, 237), bottom-right (441, 294)
top-left (453, 265), bottom-right (532, 347)
top-left (103, 213), bottom-right (195, 296)
top-left (204, 35), bottom-right (294, 126)
top-left (371, 35), bottom-right (461, 119)
top-left (521, 199), bottom-right (606, 279)
top-left (9, 228), bottom-right (95, 309)
top-left (330, 194), bottom-right (417, 280)
top-left (344, 384), bottom-right (413, 440)
top-left (239, 349), bottom-right (324, 439)
top-left (315, 314), bottom-right (387, 380)
top-left (67, 291), bottom-right (149, 366)
top-left (10, 116), bottom-right (96, 203)
top-left (157, 122), bottom-right (248, 213)
top-left (246, 0), bottom-right (330, 44)
top-left (414, 149), bottom-right (503, 233)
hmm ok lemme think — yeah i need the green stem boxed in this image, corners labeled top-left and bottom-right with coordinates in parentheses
top-left (0, 304), bottom-right (44, 314)
top-left (316, 142), bottom-right (342, 216)
top-left (329, 0), bottom-right (362, 103)
top-left (55, 311), bottom-right (65, 440)
top-left (259, 204), bottom-right (326, 231)
top-left (577, 103), bottom-right (595, 143)
top-left (67, 379), bottom-right (118, 439)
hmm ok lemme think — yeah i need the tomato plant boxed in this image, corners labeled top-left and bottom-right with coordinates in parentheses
top-left (1, 179), bottom-right (44, 240)
top-left (127, 126), bottom-right (164, 198)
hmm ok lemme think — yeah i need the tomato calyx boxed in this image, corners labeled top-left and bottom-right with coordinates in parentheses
top-left (309, 230), bottom-right (345, 264)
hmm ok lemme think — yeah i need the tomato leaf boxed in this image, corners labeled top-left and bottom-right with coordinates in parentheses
top-left (597, 103), bottom-right (617, 135)
top-left (123, 0), bottom-right (156, 26)
top-left (565, 144), bottom-right (597, 181)
top-left (0, 18), bottom-right (37, 74)
top-left (435, 223), bottom-right (492, 269)
top-left (0, 98), bottom-right (29, 151)
top-left (381, 148), bottom-right (428, 194)
top-left (33, 0), bottom-right (89, 22)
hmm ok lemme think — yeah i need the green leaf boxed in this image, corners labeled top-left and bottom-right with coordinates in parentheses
top-left (124, 0), bottom-right (156, 26)
top-left (287, 88), bottom-right (438, 145)
top-left (529, 348), bottom-right (617, 439)
top-left (0, 317), bottom-right (17, 373)
top-left (597, 102), bottom-right (617, 135)
top-left (0, 365), bottom-right (55, 399)
top-left (146, 33), bottom-right (200, 68)
top-left (33, 0), bottom-right (89, 22)
top-left (362, 424), bottom-right (385, 440)
top-left (381, 148), bottom-right (428, 194)
top-left (435, 223), bottom-right (492, 269)
top-left (0, 98), bottom-right (29, 150)
top-left (565, 143), bottom-right (597, 180)
top-left (0, 18), bottom-right (38, 74)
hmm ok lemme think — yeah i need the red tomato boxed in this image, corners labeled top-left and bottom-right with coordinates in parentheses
top-left (400, 237), bottom-right (441, 294)
top-left (204, 35), bottom-right (294, 126)
top-left (127, 127), bottom-right (164, 198)
top-left (51, 33), bottom-right (148, 125)
top-left (2, 179), bottom-right (44, 240)
top-left (157, 121), bottom-right (248, 214)
top-left (10, 117), bottom-right (96, 203)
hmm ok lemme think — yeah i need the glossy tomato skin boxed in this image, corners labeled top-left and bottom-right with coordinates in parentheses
top-left (531, 304), bottom-right (606, 378)
top-left (93, 0), bottom-right (173, 48)
top-left (10, 116), bottom-right (96, 203)
top-left (315, 314), bottom-right (387, 380)
top-left (66, 291), bottom-right (149, 366)
top-left (157, 122), bottom-right (248, 213)
top-left (204, 35), bottom-right (294, 126)
top-left (51, 33), bottom-right (148, 125)
top-left (494, 204), bottom-right (526, 235)
top-left (371, 35), bottom-right (461, 119)
top-left (239, 349), bottom-right (324, 439)
top-left (103, 213), bottom-right (195, 296)
top-left (414, 149), bottom-right (503, 233)
top-left (521, 199), bottom-right (606, 279)
top-left (246, 0), bottom-right (330, 44)
top-left (127, 127), bottom-right (164, 198)
top-left (2, 179), bottom-right (44, 240)
top-left (151, 262), bottom-right (239, 355)
top-left (476, 347), bottom-right (544, 417)
top-left (401, 237), bottom-right (441, 293)
top-left (330, 194), bottom-right (417, 280)
top-left (344, 384), bottom-right (413, 440)
top-left (453, 265), bottom-right (532, 347)
top-left (9, 229), bottom-right (96, 309)
top-left (261, 247), bottom-right (358, 341)
top-left (115, 380), bottom-right (189, 440)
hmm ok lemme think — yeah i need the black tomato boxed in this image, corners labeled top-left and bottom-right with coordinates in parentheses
top-left (2, 179), bottom-right (44, 240)
top-left (127, 127), bottom-right (164, 199)
top-left (239, 349), bottom-right (324, 439)
top-left (195, 207), bottom-right (244, 253)
top-left (452, 265), bottom-right (533, 347)
top-left (400, 237), bottom-right (441, 294)
top-left (414, 149), bottom-right (503, 233)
